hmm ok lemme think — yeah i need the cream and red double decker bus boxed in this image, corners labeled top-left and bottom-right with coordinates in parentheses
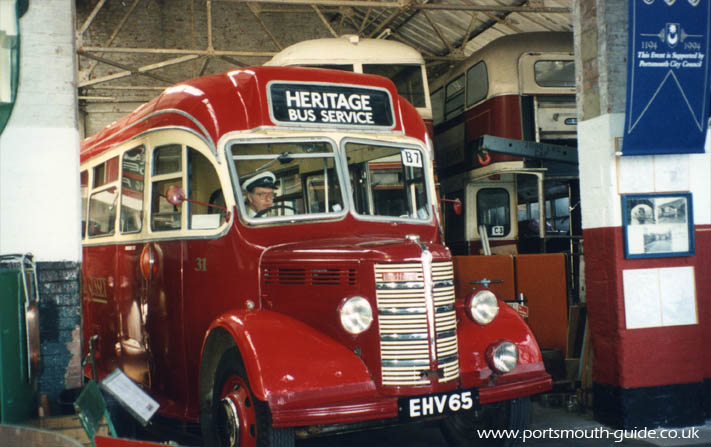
top-left (79, 66), bottom-right (550, 447)
top-left (431, 32), bottom-right (580, 371)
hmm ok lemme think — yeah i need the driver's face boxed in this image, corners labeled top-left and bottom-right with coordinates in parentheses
top-left (248, 186), bottom-right (275, 212)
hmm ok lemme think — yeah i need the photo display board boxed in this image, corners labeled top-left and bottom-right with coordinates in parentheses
top-left (621, 192), bottom-right (695, 258)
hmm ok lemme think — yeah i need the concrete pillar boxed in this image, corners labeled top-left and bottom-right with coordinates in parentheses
top-left (0, 0), bottom-right (82, 414)
top-left (574, 0), bottom-right (710, 428)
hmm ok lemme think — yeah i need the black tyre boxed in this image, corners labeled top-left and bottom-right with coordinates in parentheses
top-left (440, 396), bottom-right (532, 447)
top-left (201, 348), bottom-right (294, 447)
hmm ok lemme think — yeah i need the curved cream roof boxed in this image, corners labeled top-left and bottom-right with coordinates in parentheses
top-left (431, 32), bottom-right (574, 93)
top-left (265, 35), bottom-right (426, 66)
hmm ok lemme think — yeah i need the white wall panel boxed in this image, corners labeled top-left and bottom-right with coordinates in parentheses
top-left (0, 0), bottom-right (80, 262)
top-left (580, 112), bottom-right (711, 229)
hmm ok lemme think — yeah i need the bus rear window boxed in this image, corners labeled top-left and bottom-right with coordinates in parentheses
top-left (363, 64), bottom-right (425, 107)
top-left (534, 60), bottom-right (575, 88)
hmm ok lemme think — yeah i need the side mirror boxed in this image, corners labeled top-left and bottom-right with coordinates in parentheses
top-left (441, 198), bottom-right (462, 215)
top-left (163, 184), bottom-right (232, 222)
top-left (165, 185), bottom-right (186, 206)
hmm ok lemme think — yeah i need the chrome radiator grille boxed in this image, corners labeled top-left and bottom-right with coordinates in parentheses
top-left (375, 261), bottom-right (459, 386)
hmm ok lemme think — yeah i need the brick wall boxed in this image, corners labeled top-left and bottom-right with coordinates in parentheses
top-left (75, 1), bottom-right (357, 135)
top-left (36, 261), bottom-right (83, 415)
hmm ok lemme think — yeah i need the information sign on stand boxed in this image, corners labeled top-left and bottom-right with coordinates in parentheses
top-left (100, 369), bottom-right (159, 427)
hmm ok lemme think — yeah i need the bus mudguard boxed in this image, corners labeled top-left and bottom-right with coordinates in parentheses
top-left (200, 309), bottom-right (377, 410)
top-left (456, 303), bottom-right (550, 402)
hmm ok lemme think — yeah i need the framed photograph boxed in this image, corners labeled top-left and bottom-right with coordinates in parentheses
top-left (621, 193), bottom-right (695, 259)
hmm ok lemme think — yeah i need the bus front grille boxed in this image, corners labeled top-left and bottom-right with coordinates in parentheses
top-left (375, 262), bottom-right (459, 386)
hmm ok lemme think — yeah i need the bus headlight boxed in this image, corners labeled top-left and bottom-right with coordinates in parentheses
top-left (339, 296), bottom-right (373, 335)
top-left (467, 290), bottom-right (499, 325)
top-left (486, 340), bottom-right (518, 373)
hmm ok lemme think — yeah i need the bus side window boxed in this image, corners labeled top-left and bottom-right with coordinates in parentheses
top-left (87, 156), bottom-right (119, 237)
top-left (466, 62), bottom-right (488, 107)
top-left (188, 147), bottom-right (224, 229)
top-left (80, 170), bottom-right (88, 238)
top-left (444, 75), bottom-right (465, 120)
top-left (363, 64), bottom-right (425, 108)
top-left (120, 146), bottom-right (145, 233)
top-left (93, 156), bottom-right (118, 188)
top-left (88, 187), bottom-right (118, 237)
top-left (431, 88), bottom-right (444, 125)
top-left (151, 144), bottom-right (183, 232)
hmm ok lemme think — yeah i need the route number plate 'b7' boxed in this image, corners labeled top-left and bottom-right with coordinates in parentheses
top-left (399, 389), bottom-right (480, 420)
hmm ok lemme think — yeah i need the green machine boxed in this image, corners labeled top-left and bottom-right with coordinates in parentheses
top-left (0, 253), bottom-right (39, 423)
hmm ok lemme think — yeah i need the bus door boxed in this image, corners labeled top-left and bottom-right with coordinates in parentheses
top-left (515, 172), bottom-right (578, 359)
top-left (115, 145), bottom-right (152, 387)
top-left (452, 169), bottom-right (573, 360)
top-left (465, 176), bottom-right (517, 255)
top-left (83, 156), bottom-right (121, 377)
top-left (130, 142), bottom-right (192, 404)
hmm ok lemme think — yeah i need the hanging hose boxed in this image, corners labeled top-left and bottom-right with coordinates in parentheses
top-left (477, 150), bottom-right (491, 166)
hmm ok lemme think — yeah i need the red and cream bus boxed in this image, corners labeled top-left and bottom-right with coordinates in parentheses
top-left (79, 66), bottom-right (550, 447)
top-left (430, 32), bottom-right (580, 368)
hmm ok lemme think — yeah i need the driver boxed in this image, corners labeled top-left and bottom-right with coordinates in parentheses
top-left (243, 171), bottom-right (278, 217)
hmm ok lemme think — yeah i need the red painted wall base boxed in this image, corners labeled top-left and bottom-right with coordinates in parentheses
top-left (583, 225), bottom-right (711, 423)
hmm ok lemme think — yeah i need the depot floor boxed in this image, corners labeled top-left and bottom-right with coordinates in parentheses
top-left (20, 395), bottom-right (711, 447)
top-left (298, 400), bottom-right (711, 447)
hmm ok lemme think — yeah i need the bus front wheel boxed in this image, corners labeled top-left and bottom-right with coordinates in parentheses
top-left (204, 348), bottom-right (294, 447)
top-left (440, 396), bottom-right (531, 447)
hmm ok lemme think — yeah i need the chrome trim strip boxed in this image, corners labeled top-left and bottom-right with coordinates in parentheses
top-left (83, 110), bottom-right (218, 159)
top-left (438, 354), bottom-right (458, 365)
top-left (377, 305), bottom-right (452, 316)
top-left (420, 249), bottom-right (438, 367)
top-left (435, 304), bottom-right (455, 313)
top-left (376, 281), bottom-right (425, 290)
top-left (380, 333), bottom-right (427, 341)
top-left (379, 307), bottom-right (427, 316)
top-left (381, 358), bottom-right (429, 367)
top-left (380, 329), bottom-right (455, 342)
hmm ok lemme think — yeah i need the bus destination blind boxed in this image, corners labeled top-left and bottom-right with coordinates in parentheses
top-left (269, 83), bottom-right (394, 128)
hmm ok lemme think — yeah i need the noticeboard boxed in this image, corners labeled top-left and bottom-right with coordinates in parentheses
top-left (621, 192), bottom-right (695, 259)
top-left (623, 0), bottom-right (711, 155)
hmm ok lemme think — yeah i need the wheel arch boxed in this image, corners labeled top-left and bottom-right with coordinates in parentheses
top-left (198, 309), bottom-right (377, 425)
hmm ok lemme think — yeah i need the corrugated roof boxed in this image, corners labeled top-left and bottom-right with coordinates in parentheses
top-left (75, 0), bottom-right (573, 102)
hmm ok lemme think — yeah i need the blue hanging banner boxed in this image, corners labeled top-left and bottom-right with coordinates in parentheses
top-left (624, 0), bottom-right (711, 155)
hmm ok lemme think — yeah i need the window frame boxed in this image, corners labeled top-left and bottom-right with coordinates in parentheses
top-left (475, 187), bottom-right (512, 239)
top-left (444, 75), bottom-right (465, 120)
top-left (227, 136), bottom-right (348, 224)
top-left (465, 61), bottom-right (489, 107)
top-left (80, 129), bottom-right (230, 244)
top-left (342, 137), bottom-right (433, 224)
